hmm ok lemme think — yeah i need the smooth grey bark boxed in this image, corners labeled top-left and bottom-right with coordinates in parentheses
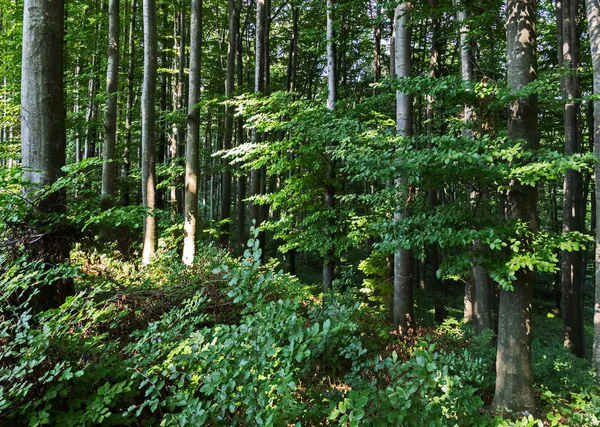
top-left (322, 0), bottom-right (337, 294)
top-left (182, 0), bottom-right (202, 265)
top-left (392, 2), bottom-right (414, 333)
top-left (101, 0), bottom-right (120, 210)
top-left (250, 0), bottom-right (265, 239)
top-left (492, 0), bottom-right (538, 413)
top-left (559, 0), bottom-right (585, 358)
top-left (219, 0), bottom-right (242, 250)
top-left (454, 0), bottom-right (492, 333)
top-left (141, 0), bottom-right (158, 265)
top-left (237, 11), bottom-right (247, 256)
top-left (174, 9), bottom-right (186, 215)
top-left (122, 0), bottom-right (136, 207)
top-left (286, 3), bottom-right (299, 94)
top-left (21, 0), bottom-right (73, 309)
top-left (585, 0), bottom-right (600, 378)
top-left (426, 0), bottom-right (446, 325)
top-left (84, 53), bottom-right (98, 159)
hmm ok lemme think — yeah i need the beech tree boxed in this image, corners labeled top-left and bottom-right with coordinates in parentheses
top-left (392, 1), bottom-right (414, 333)
top-left (492, 0), bottom-right (538, 413)
top-left (100, 0), bottom-right (119, 210)
top-left (323, 0), bottom-right (336, 293)
top-left (586, 0), bottom-right (600, 378)
top-left (182, 0), bottom-right (202, 266)
top-left (20, 0), bottom-right (72, 309)
top-left (141, 0), bottom-right (158, 265)
top-left (559, 0), bottom-right (585, 358)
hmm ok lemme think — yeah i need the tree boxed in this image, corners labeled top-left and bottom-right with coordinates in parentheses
top-left (323, 0), bottom-right (336, 293)
top-left (492, 0), bottom-right (538, 413)
top-left (559, 0), bottom-right (585, 358)
top-left (250, 0), bottom-right (266, 238)
top-left (392, 1), bottom-right (414, 333)
top-left (141, 0), bottom-right (158, 265)
top-left (182, 0), bottom-right (202, 266)
top-left (586, 0), bottom-right (600, 378)
top-left (219, 0), bottom-right (241, 250)
top-left (454, 0), bottom-right (492, 334)
top-left (101, 0), bottom-right (120, 210)
top-left (20, 0), bottom-right (73, 309)
top-left (122, 0), bottom-right (137, 207)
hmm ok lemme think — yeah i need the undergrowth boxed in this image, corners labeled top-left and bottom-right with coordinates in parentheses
top-left (1, 226), bottom-right (599, 426)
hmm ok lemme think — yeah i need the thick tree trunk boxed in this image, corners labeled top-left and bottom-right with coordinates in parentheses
top-left (492, 0), bottom-right (538, 413)
top-left (392, 2), bottom-right (414, 333)
top-left (21, 0), bottom-right (73, 310)
top-left (560, 0), bottom-right (585, 358)
top-left (182, 0), bottom-right (202, 265)
top-left (141, 0), bottom-right (158, 265)
top-left (585, 0), bottom-right (600, 378)
top-left (101, 0), bottom-right (120, 210)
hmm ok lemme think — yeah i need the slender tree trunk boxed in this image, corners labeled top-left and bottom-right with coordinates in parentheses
top-left (286, 4), bottom-right (299, 94)
top-left (237, 11), bottom-right (247, 255)
top-left (492, 0), bottom-right (538, 413)
top-left (177, 9), bottom-right (186, 214)
top-left (322, 0), bottom-right (337, 294)
top-left (122, 0), bottom-right (137, 207)
top-left (101, 0), bottom-right (120, 210)
top-left (585, 0), bottom-right (600, 378)
top-left (84, 54), bottom-right (98, 159)
top-left (392, 2), bottom-right (414, 334)
top-left (21, 0), bottom-right (73, 310)
top-left (455, 0), bottom-right (492, 333)
top-left (141, 0), bottom-right (158, 265)
top-left (182, 0), bottom-right (202, 265)
top-left (219, 0), bottom-right (241, 249)
top-left (250, 0), bottom-right (265, 238)
top-left (560, 0), bottom-right (585, 358)
top-left (426, 0), bottom-right (446, 325)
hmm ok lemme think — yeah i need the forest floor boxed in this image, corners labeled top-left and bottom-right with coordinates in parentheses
top-left (2, 240), bottom-right (599, 426)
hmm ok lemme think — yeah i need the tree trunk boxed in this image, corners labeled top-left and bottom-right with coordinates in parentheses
top-left (250, 0), bottom-right (265, 241)
top-left (585, 0), bottom-right (600, 378)
top-left (560, 0), bottom-right (585, 358)
top-left (21, 0), bottom-right (73, 310)
top-left (101, 0), bottom-right (120, 210)
top-left (492, 0), bottom-right (538, 413)
top-left (322, 0), bottom-right (337, 294)
top-left (141, 0), bottom-right (158, 265)
top-left (122, 0), bottom-right (137, 207)
top-left (392, 2), bottom-right (414, 334)
top-left (182, 0), bottom-right (202, 265)
top-left (220, 0), bottom-right (241, 250)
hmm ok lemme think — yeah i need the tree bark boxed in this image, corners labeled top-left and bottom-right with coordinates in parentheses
top-left (492, 0), bottom-right (538, 413)
top-left (182, 0), bottom-right (202, 265)
top-left (585, 0), bottom-right (600, 378)
top-left (122, 0), bottom-right (137, 207)
top-left (250, 0), bottom-right (265, 241)
top-left (21, 0), bottom-right (73, 310)
top-left (392, 2), bottom-right (414, 334)
top-left (141, 0), bottom-right (158, 265)
top-left (101, 0), bottom-right (120, 210)
top-left (560, 0), bottom-right (585, 358)
top-left (220, 0), bottom-right (242, 250)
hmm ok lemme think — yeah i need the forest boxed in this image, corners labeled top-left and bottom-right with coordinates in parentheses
top-left (1, 0), bottom-right (600, 425)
